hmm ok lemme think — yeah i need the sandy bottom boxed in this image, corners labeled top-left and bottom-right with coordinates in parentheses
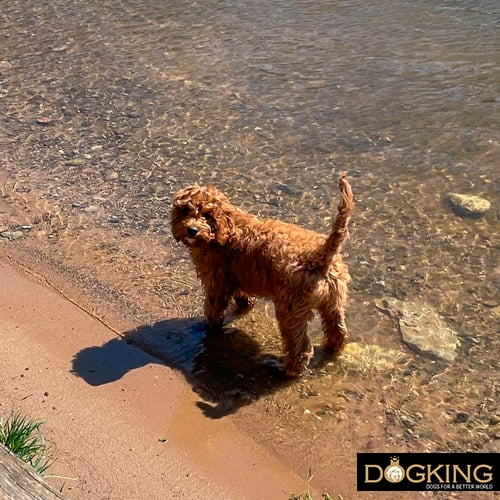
top-left (0, 258), bottom-right (311, 499)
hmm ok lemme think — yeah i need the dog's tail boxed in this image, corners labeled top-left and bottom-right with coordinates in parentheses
top-left (322, 172), bottom-right (354, 263)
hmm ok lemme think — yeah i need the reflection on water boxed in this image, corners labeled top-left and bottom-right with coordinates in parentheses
top-left (0, 0), bottom-right (498, 493)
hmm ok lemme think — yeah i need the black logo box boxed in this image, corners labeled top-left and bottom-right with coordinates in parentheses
top-left (357, 453), bottom-right (498, 491)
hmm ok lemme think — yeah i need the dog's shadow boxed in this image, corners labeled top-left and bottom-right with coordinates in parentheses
top-left (72, 316), bottom-right (295, 418)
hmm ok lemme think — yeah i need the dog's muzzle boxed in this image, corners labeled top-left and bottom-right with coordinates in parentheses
top-left (187, 226), bottom-right (199, 238)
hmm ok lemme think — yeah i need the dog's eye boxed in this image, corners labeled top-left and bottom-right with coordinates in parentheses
top-left (202, 212), bottom-right (214, 222)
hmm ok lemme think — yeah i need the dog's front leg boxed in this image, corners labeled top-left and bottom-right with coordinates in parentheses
top-left (203, 287), bottom-right (232, 331)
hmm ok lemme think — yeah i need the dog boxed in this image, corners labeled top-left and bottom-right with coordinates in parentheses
top-left (171, 173), bottom-right (354, 377)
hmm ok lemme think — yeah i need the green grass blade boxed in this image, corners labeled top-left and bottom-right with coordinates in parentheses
top-left (0, 411), bottom-right (52, 475)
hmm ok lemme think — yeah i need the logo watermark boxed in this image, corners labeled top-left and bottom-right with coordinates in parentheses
top-left (357, 453), bottom-right (498, 491)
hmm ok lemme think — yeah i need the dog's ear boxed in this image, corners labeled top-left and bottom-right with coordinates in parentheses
top-left (172, 187), bottom-right (196, 210)
top-left (212, 208), bottom-right (233, 245)
top-left (205, 190), bottom-right (234, 245)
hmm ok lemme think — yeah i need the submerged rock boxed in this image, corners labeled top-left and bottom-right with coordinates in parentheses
top-left (375, 297), bottom-right (459, 362)
top-left (446, 192), bottom-right (491, 217)
top-left (0, 60), bottom-right (12, 73)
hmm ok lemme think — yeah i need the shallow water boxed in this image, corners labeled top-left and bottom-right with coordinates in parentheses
top-left (1, 0), bottom-right (499, 493)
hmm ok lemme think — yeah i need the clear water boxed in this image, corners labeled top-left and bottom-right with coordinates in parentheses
top-left (1, 0), bottom-right (498, 493)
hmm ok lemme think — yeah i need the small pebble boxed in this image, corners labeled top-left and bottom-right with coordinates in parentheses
top-left (453, 411), bottom-right (469, 423)
top-left (36, 116), bottom-right (52, 125)
top-left (105, 170), bottom-right (119, 181)
top-left (0, 60), bottom-right (12, 72)
top-left (66, 158), bottom-right (85, 166)
top-left (0, 230), bottom-right (24, 240)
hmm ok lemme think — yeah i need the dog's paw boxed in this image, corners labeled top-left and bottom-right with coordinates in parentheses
top-left (323, 336), bottom-right (348, 354)
top-left (224, 295), bottom-right (257, 324)
top-left (283, 366), bottom-right (305, 378)
top-left (233, 294), bottom-right (257, 313)
top-left (204, 320), bottom-right (224, 334)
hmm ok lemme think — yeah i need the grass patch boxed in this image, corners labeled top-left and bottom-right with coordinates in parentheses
top-left (288, 469), bottom-right (335, 499)
top-left (0, 411), bottom-right (52, 475)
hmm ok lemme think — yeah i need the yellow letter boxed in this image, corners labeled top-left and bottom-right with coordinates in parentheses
top-left (427, 464), bottom-right (445, 483)
top-left (407, 464), bottom-right (426, 483)
top-left (453, 464), bottom-right (471, 483)
top-left (365, 465), bottom-right (383, 483)
top-left (474, 465), bottom-right (493, 483)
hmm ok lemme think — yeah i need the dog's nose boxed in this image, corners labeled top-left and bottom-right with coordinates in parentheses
top-left (187, 226), bottom-right (199, 238)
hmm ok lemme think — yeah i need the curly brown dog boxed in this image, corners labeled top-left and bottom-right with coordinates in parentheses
top-left (171, 173), bottom-right (354, 377)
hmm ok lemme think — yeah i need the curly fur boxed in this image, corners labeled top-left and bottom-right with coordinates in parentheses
top-left (171, 173), bottom-right (354, 377)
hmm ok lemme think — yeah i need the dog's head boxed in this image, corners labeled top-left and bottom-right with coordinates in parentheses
top-left (171, 185), bottom-right (234, 247)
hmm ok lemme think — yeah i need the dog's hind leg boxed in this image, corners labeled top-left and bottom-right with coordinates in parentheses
top-left (319, 303), bottom-right (349, 353)
top-left (233, 291), bottom-right (257, 314)
top-left (275, 302), bottom-right (314, 377)
top-left (223, 291), bottom-right (257, 325)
